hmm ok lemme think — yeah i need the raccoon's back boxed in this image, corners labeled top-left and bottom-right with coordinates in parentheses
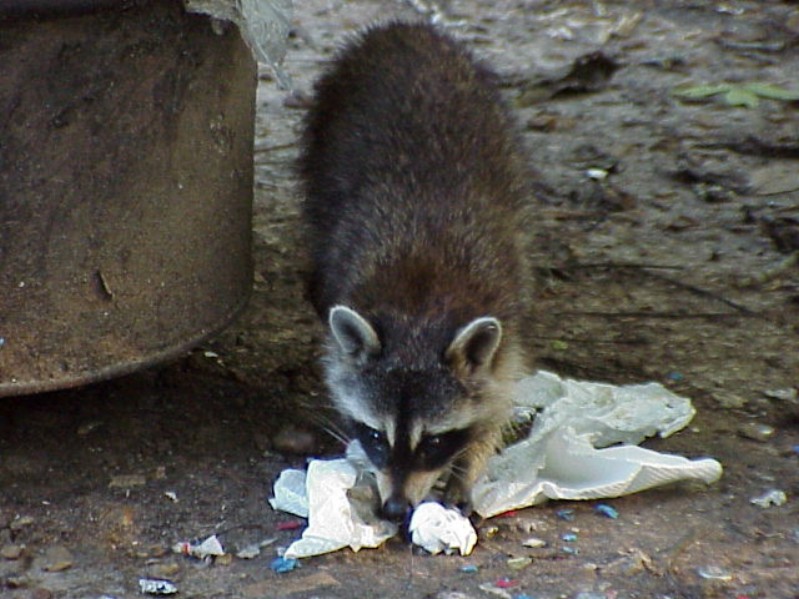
top-left (300, 22), bottom-right (529, 320)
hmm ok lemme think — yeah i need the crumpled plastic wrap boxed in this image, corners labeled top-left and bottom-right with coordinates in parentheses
top-left (472, 371), bottom-right (723, 517)
top-left (184, 0), bottom-right (293, 87)
top-left (270, 371), bottom-right (723, 558)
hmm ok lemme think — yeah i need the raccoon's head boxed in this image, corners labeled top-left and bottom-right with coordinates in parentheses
top-left (323, 305), bottom-right (511, 522)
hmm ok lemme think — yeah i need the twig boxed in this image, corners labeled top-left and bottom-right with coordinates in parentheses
top-left (642, 271), bottom-right (757, 315)
top-left (552, 311), bottom-right (752, 319)
top-left (568, 262), bottom-right (684, 271)
top-left (756, 185), bottom-right (799, 197)
top-left (534, 334), bottom-right (650, 345)
top-left (557, 261), bottom-right (758, 316)
top-left (697, 136), bottom-right (799, 159)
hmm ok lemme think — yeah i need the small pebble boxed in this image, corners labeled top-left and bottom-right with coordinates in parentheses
top-left (555, 509), bottom-right (575, 521)
top-left (272, 426), bottom-right (318, 455)
top-left (521, 537), bottom-right (546, 548)
top-left (738, 422), bottom-right (775, 442)
top-left (562, 546), bottom-right (579, 555)
top-left (750, 489), bottom-right (787, 508)
top-left (1, 544), bottom-right (24, 560)
top-left (270, 556), bottom-right (299, 573)
top-left (507, 556), bottom-right (532, 570)
top-left (41, 545), bottom-right (74, 572)
top-left (561, 532), bottom-right (578, 542)
top-left (236, 545), bottom-right (261, 560)
top-left (148, 561), bottom-right (181, 579)
top-left (714, 393), bottom-right (747, 409)
top-left (6, 575), bottom-right (29, 589)
top-left (526, 114), bottom-right (559, 132)
top-left (594, 504), bottom-right (619, 519)
top-left (514, 518), bottom-right (543, 534)
top-left (460, 564), bottom-right (479, 573)
top-left (763, 388), bottom-right (798, 402)
top-left (696, 564), bottom-right (733, 581)
top-left (478, 582), bottom-right (512, 599)
top-left (9, 515), bottom-right (34, 531)
top-left (512, 595), bottom-right (534, 599)
top-left (215, 553), bottom-right (233, 566)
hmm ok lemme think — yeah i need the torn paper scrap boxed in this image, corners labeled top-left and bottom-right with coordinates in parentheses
top-left (279, 459), bottom-right (397, 559)
top-left (408, 503), bottom-right (477, 556)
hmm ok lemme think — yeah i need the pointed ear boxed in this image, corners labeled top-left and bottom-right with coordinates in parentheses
top-left (329, 305), bottom-right (381, 359)
top-left (446, 317), bottom-right (503, 373)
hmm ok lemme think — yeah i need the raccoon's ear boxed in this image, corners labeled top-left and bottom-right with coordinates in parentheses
top-left (329, 306), bottom-right (381, 359)
top-left (446, 317), bottom-right (502, 373)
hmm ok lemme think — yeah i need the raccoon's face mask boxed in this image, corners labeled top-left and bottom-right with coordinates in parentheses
top-left (326, 305), bottom-right (503, 516)
top-left (352, 419), bottom-right (473, 474)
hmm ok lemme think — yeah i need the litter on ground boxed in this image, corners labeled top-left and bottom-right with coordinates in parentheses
top-left (270, 371), bottom-right (723, 558)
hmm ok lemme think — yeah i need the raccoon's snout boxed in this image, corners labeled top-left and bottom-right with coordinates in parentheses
top-left (381, 494), bottom-right (412, 523)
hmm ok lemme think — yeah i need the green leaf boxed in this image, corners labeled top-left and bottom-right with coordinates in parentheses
top-left (743, 83), bottom-right (799, 101)
top-left (724, 87), bottom-right (759, 108)
top-left (673, 82), bottom-right (799, 108)
top-left (672, 84), bottom-right (731, 98)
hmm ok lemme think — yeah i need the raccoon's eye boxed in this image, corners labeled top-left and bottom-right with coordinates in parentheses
top-left (353, 422), bottom-right (389, 470)
top-left (424, 434), bottom-right (443, 448)
top-left (416, 428), bottom-right (471, 470)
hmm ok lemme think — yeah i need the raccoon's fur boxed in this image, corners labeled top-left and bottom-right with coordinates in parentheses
top-left (299, 21), bottom-right (530, 521)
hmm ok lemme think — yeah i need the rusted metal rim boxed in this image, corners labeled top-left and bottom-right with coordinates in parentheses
top-left (0, 292), bottom-right (250, 396)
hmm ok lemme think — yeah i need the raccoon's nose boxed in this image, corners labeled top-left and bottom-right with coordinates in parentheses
top-left (382, 495), bottom-right (411, 522)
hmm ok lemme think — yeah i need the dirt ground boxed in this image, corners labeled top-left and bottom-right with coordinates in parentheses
top-left (2, 0), bottom-right (799, 597)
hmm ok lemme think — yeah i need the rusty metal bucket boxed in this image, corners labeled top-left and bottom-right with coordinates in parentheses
top-left (0, 0), bottom-right (256, 396)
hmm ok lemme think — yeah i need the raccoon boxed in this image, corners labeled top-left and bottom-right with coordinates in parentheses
top-left (299, 21), bottom-right (530, 521)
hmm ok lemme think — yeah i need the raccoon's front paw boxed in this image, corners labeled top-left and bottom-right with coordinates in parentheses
top-left (443, 479), bottom-right (473, 517)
